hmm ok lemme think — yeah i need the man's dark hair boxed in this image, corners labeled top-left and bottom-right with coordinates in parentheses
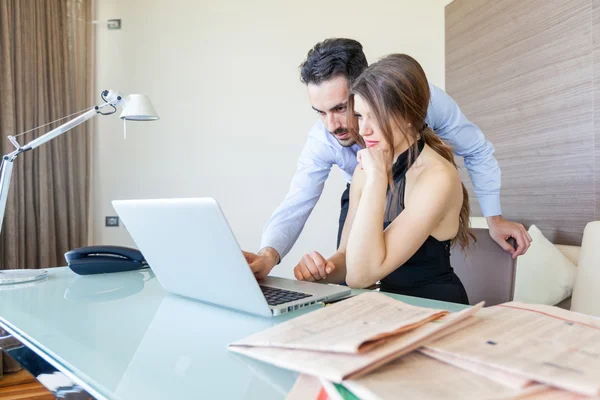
top-left (299, 38), bottom-right (368, 86)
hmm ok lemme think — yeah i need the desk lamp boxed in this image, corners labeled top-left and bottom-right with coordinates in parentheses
top-left (0, 90), bottom-right (158, 284)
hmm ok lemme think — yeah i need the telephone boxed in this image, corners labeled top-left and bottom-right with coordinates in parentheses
top-left (64, 245), bottom-right (149, 275)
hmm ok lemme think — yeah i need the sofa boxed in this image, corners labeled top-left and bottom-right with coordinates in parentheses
top-left (471, 217), bottom-right (599, 313)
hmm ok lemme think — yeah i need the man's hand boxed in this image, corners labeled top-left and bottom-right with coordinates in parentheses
top-left (294, 251), bottom-right (335, 282)
top-left (486, 216), bottom-right (532, 259)
top-left (242, 247), bottom-right (280, 280)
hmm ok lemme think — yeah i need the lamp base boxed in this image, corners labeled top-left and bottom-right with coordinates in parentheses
top-left (0, 270), bottom-right (47, 285)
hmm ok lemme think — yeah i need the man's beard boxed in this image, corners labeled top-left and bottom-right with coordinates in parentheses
top-left (332, 128), bottom-right (356, 147)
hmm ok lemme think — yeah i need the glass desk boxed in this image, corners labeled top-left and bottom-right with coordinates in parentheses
top-left (0, 267), bottom-right (467, 399)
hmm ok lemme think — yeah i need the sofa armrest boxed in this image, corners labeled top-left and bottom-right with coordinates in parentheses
top-left (571, 221), bottom-right (600, 316)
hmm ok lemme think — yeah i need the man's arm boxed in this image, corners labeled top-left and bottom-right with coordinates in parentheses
top-left (247, 135), bottom-right (335, 279)
top-left (427, 84), bottom-right (501, 217)
top-left (427, 85), bottom-right (531, 257)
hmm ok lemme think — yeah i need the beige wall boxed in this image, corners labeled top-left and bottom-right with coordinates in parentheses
top-left (93, 0), bottom-right (452, 278)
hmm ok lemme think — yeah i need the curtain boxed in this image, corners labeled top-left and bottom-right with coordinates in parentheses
top-left (0, 0), bottom-right (94, 269)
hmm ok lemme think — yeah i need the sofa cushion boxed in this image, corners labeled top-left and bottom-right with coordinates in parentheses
top-left (514, 225), bottom-right (577, 305)
top-left (554, 244), bottom-right (581, 265)
top-left (469, 217), bottom-right (488, 229)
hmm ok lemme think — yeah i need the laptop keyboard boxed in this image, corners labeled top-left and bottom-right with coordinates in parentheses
top-left (260, 286), bottom-right (312, 306)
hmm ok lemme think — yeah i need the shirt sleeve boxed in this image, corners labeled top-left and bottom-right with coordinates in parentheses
top-left (427, 85), bottom-right (502, 217)
top-left (260, 135), bottom-right (335, 260)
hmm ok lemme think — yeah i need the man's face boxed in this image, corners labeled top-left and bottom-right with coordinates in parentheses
top-left (307, 76), bottom-right (355, 147)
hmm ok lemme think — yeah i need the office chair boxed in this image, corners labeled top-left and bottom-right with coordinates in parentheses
top-left (450, 228), bottom-right (517, 306)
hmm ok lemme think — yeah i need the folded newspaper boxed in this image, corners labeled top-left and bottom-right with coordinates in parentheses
top-left (343, 352), bottom-right (545, 400)
top-left (424, 302), bottom-right (600, 396)
top-left (229, 292), bottom-right (483, 382)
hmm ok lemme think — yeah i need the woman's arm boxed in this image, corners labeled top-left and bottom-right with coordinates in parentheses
top-left (345, 164), bottom-right (456, 288)
top-left (293, 166), bottom-right (365, 284)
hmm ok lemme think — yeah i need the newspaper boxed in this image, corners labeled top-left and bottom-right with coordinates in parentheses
top-left (231, 292), bottom-right (448, 353)
top-left (229, 302), bottom-right (483, 382)
top-left (343, 352), bottom-right (541, 400)
top-left (419, 347), bottom-right (533, 389)
top-left (515, 386), bottom-right (594, 399)
top-left (424, 302), bottom-right (600, 396)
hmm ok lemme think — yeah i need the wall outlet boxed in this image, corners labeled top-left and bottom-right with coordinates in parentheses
top-left (107, 19), bottom-right (121, 30)
top-left (105, 216), bottom-right (119, 227)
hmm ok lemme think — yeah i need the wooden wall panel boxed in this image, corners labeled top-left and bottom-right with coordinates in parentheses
top-left (446, 0), bottom-right (595, 245)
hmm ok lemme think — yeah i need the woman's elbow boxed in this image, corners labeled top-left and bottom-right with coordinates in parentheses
top-left (345, 270), bottom-right (375, 289)
top-left (346, 256), bottom-right (382, 288)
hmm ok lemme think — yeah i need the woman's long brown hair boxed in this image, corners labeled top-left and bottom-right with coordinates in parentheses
top-left (347, 54), bottom-right (473, 248)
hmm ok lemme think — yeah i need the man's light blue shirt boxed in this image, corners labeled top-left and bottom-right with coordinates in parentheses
top-left (261, 84), bottom-right (501, 260)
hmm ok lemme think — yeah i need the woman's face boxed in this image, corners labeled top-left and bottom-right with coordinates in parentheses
top-left (353, 94), bottom-right (407, 153)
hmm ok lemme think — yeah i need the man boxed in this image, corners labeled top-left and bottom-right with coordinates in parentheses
top-left (244, 38), bottom-right (531, 280)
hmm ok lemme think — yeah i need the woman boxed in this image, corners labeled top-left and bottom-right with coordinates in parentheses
top-left (293, 54), bottom-right (472, 304)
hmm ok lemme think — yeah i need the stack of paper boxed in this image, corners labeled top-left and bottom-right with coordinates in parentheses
top-left (229, 292), bottom-right (482, 381)
top-left (229, 293), bottom-right (600, 399)
top-left (422, 301), bottom-right (600, 397)
top-left (344, 352), bottom-right (543, 400)
top-left (343, 301), bottom-right (600, 399)
top-left (232, 292), bottom-right (451, 353)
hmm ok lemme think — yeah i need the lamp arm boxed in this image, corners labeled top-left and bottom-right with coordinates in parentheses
top-left (21, 107), bottom-right (98, 151)
top-left (0, 158), bottom-right (14, 234)
top-left (13, 91), bottom-right (122, 153)
top-left (0, 90), bottom-right (123, 234)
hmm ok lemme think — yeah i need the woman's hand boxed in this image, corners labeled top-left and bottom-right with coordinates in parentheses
top-left (294, 251), bottom-right (335, 282)
top-left (357, 148), bottom-right (389, 181)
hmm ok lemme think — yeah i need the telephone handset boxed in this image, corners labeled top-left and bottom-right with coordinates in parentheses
top-left (65, 245), bottom-right (148, 275)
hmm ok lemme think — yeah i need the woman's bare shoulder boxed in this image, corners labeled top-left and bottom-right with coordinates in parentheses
top-left (410, 148), bottom-right (461, 203)
top-left (418, 146), bottom-right (460, 182)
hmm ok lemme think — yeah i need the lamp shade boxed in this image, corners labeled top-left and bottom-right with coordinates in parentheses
top-left (119, 94), bottom-right (159, 121)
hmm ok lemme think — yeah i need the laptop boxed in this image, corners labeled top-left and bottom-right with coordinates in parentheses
top-left (112, 197), bottom-right (351, 317)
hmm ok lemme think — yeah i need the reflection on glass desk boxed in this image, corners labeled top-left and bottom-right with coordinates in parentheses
top-left (0, 267), bottom-right (468, 399)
